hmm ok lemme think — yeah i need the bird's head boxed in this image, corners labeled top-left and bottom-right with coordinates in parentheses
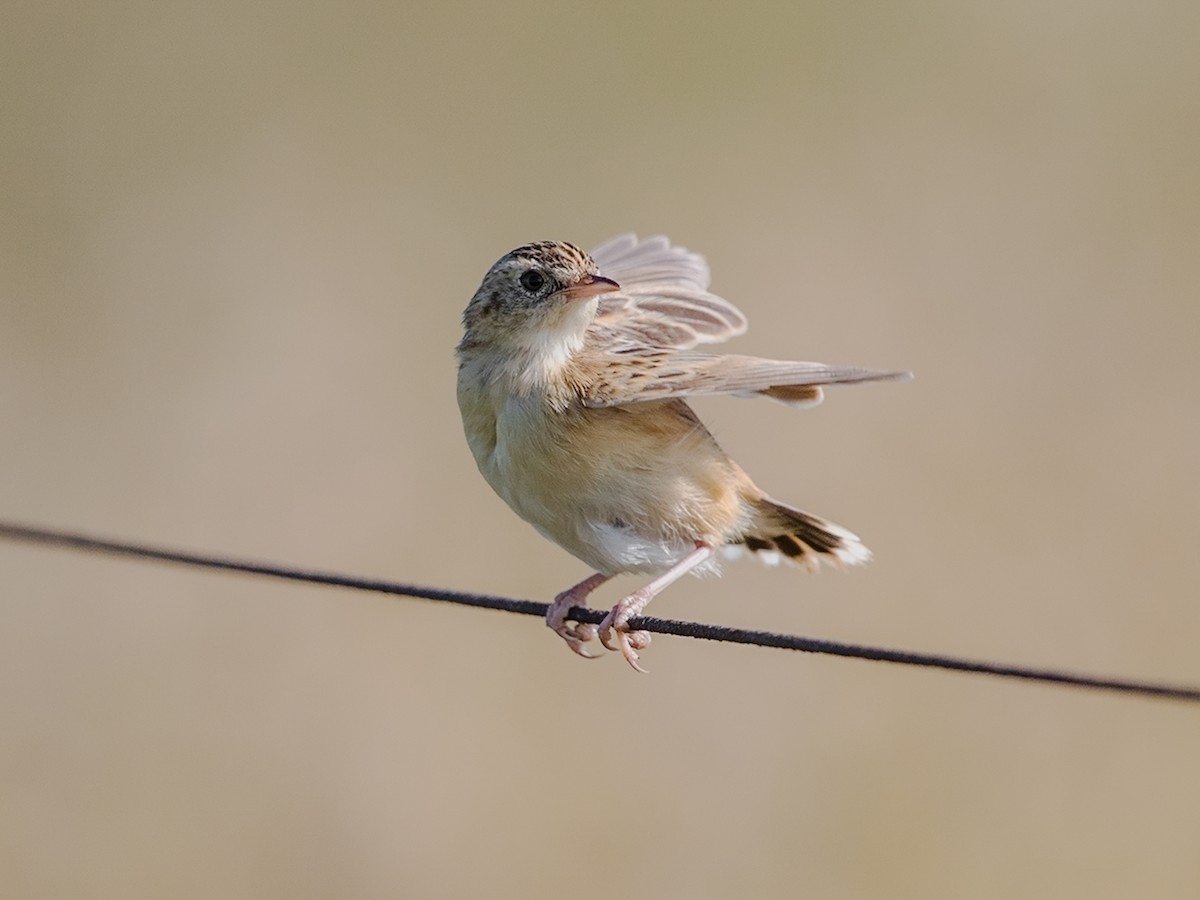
top-left (459, 241), bottom-right (620, 361)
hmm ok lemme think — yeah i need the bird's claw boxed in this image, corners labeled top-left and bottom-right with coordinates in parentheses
top-left (557, 621), bottom-right (602, 659)
top-left (598, 607), bottom-right (652, 673)
top-left (547, 588), bottom-right (604, 659)
top-left (547, 578), bottom-right (654, 670)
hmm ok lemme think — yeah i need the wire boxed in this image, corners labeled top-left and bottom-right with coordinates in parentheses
top-left (2, 520), bottom-right (1198, 704)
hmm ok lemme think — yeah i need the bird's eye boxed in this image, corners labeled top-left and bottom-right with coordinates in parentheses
top-left (519, 269), bottom-right (546, 293)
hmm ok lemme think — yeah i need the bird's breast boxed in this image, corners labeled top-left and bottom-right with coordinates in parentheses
top-left (459, 370), bottom-right (753, 574)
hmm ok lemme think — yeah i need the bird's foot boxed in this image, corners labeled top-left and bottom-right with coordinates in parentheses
top-left (546, 574), bottom-right (610, 659)
top-left (598, 595), bottom-right (653, 673)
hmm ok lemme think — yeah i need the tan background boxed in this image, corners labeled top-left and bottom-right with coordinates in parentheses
top-left (3, 2), bottom-right (1199, 898)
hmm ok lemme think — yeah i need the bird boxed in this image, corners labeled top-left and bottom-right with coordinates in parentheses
top-left (455, 233), bottom-right (909, 671)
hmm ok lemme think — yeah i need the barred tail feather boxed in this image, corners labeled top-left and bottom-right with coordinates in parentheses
top-left (736, 497), bottom-right (871, 571)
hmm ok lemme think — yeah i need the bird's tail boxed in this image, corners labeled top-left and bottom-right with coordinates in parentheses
top-left (737, 497), bottom-right (871, 571)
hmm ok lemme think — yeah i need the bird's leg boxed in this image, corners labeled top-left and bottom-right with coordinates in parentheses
top-left (546, 572), bottom-right (612, 658)
top-left (599, 541), bottom-right (715, 672)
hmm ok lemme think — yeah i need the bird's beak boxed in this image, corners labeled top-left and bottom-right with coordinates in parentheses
top-left (560, 274), bottom-right (620, 301)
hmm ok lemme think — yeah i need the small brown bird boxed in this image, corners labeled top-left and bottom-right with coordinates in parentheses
top-left (456, 234), bottom-right (908, 671)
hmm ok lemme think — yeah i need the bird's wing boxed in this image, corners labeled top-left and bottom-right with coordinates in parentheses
top-left (579, 349), bottom-right (911, 409)
top-left (588, 233), bottom-right (748, 350)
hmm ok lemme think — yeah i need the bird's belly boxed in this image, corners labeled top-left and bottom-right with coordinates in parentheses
top-left (479, 399), bottom-right (750, 575)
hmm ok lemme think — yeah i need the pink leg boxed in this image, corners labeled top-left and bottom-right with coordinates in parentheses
top-left (599, 542), bottom-right (715, 672)
top-left (546, 572), bottom-right (612, 658)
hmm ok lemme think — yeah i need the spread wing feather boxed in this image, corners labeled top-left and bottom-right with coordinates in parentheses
top-left (589, 233), bottom-right (747, 350)
top-left (582, 233), bottom-right (912, 408)
top-left (580, 351), bottom-right (911, 408)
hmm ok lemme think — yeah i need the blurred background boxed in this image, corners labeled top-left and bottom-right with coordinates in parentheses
top-left (3, 2), bottom-right (1199, 897)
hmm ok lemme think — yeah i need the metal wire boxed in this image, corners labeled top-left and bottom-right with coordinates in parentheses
top-left (2, 520), bottom-right (1197, 703)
